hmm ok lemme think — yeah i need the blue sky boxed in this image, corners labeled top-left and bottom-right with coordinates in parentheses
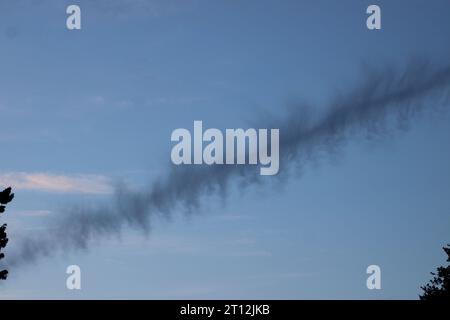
top-left (1, 0), bottom-right (450, 299)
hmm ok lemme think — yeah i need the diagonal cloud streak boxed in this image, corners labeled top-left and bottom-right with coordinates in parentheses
top-left (5, 59), bottom-right (450, 268)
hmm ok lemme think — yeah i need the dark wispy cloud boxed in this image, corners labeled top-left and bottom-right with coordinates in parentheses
top-left (5, 59), bottom-right (450, 268)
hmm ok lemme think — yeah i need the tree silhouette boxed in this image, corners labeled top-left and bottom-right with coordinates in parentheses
top-left (420, 244), bottom-right (450, 300)
top-left (0, 187), bottom-right (14, 280)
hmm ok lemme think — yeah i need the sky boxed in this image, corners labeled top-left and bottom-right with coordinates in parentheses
top-left (1, 0), bottom-right (450, 299)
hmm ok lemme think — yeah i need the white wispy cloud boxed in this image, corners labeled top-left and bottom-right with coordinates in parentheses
top-left (0, 172), bottom-right (113, 194)
top-left (15, 210), bottom-right (52, 217)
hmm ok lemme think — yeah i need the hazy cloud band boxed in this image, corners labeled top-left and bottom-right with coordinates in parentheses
top-left (5, 59), bottom-right (450, 268)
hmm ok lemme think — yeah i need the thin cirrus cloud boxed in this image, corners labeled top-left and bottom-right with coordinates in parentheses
top-left (15, 210), bottom-right (52, 217)
top-left (0, 172), bottom-right (113, 194)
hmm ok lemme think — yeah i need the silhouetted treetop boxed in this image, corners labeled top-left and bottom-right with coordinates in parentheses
top-left (0, 186), bottom-right (14, 281)
top-left (420, 244), bottom-right (450, 300)
top-left (0, 187), bottom-right (14, 214)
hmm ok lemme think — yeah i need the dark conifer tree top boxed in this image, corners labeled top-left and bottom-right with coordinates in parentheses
top-left (420, 244), bottom-right (450, 300)
top-left (0, 186), bottom-right (14, 281)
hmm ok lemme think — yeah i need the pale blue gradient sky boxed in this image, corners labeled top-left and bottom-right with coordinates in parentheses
top-left (1, 0), bottom-right (450, 299)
